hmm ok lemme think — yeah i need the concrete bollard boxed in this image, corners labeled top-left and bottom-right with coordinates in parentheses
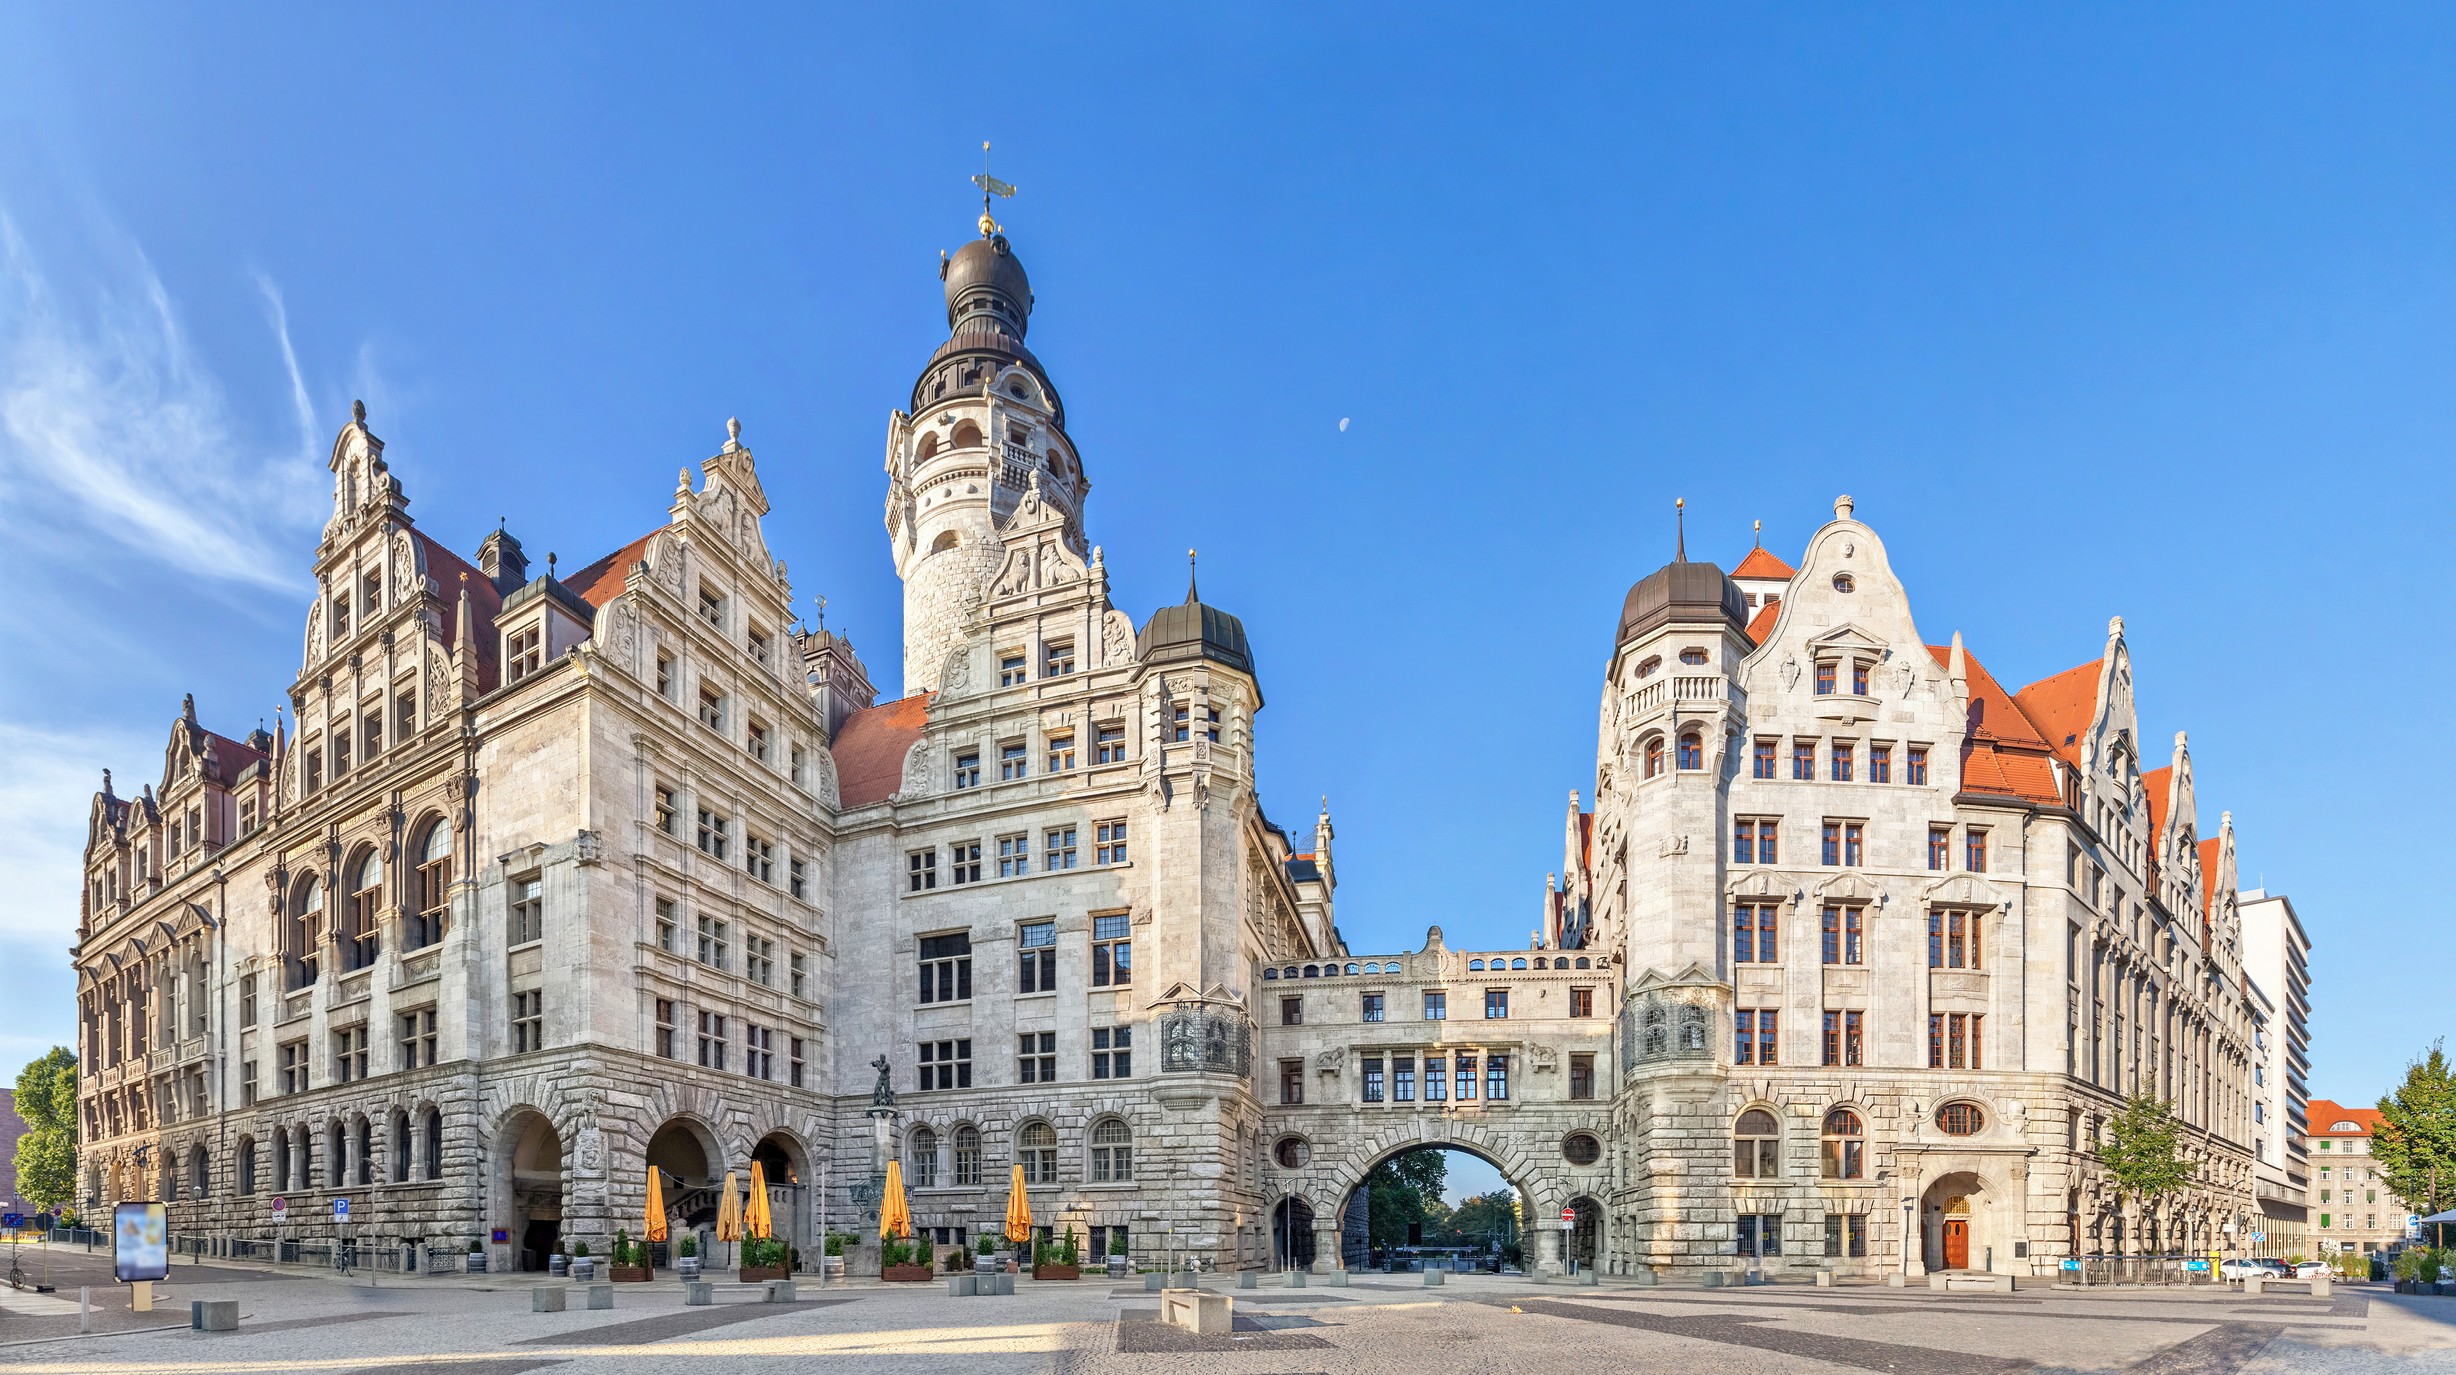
top-left (1144, 1272), bottom-right (1164, 1292)
top-left (1238, 1272), bottom-right (1258, 1290)
top-left (1578, 1270), bottom-right (1599, 1286)
top-left (991, 1272), bottom-right (1014, 1295)
top-left (949, 1274), bottom-right (977, 1297)
top-left (1323, 1269), bottom-right (1348, 1287)
top-left (2244, 1275), bottom-right (2264, 1296)
top-left (191, 1300), bottom-right (239, 1332)
top-left (683, 1281), bottom-right (713, 1306)
top-left (1286, 1270), bottom-right (1307, 1288)
top-left (1816, 1269), bottom-right (1835, 1288)
top-left (531, 1287), bottom-right (566, 1313)
top-left (1885, 1271), bottom-right (1906, 1287)
top-left (585, 1284), bottom-right (614, 1310)
top-left (1423, 1269), bottom-right (1447, 1287)
top-left (78, 1287), bottom-right (90, 1335)
top-left (762, 1280), bottom-right (797, 1303)
top-left (2312, 1276), bottom-right (2332, 1299)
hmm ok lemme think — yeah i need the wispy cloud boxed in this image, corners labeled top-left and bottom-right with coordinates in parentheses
top-left (0, 212), bottom-right (321, 591)
top-left (0, 720), bottom-right (149, 943)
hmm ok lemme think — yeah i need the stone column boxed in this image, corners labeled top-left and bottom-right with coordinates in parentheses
top-left (1536, 1225), bottom-right (1563, 1276)
top-left (1310, 1224), bottom-right (1341, 1273)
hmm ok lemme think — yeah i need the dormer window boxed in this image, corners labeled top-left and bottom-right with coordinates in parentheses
top-left (507, 625), bottom-right (543, 683)
top-left (698, 585), bottom-right (726, 631)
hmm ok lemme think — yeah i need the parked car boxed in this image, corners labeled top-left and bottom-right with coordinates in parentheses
top-left (2219, 1258), bottom-right (2284, 1280)
top-left (2255, 1258), bottom-right (2294, 1276)
top-left (2291, 1260), bottom-right (2328, 1279)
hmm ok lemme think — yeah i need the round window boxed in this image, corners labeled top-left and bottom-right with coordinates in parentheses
top-left (1832, 572), bottom-right (1856, 593)
top-left (1679, 647), bottom-right (1708, 665)
top-left (1274, 1137), bottom-right (1309, 1169)
top-left (1937, 1103), bottom-right (1985, 1136)
top-left (1563, 1133), bottom-right (1602, 1166)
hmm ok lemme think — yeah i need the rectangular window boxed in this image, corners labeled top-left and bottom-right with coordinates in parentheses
top-left (744, 833), bottom-right (775, 884)
top-left (1361, 993), bottom-right (1385, 1022)
top-left (747, 719), bottom-right (772, 765)
top-left (1045, 826), bottom-right (1077, 870)
top-left (655, 651), bottom-right (675, 699)
top-left (789, 1036), bottom-right (806, 1088)
top-left (1823, 1010), bottom-right (1841, 1066)
top-left (952, 751), bottom-right (980, 789)
top-left (1852, 661), bottom-right (1870, 695)
top-left (1815, 660), bottom-right (1837, 695)
top-left (1793, 740), bottom-right (1816, 781)
top-left (907, 849), bottom-right (938, 892)
top-left (362, 709), bottom-right (382, 758)
top-left (1017, 1031), bottom-right (1056, 1084)
top-left (1095, 819), bottom-right (1129, 864)
top-left (747, 626), bottom-right (770, 668)
top-left (1393, 1055), bottom-right (1416, 1102)
top-left (512, 990), bottom-right (543, 1053)
top-left (1570, 1053), bottom-right (1595, 1100)
top-left (508, 875), bottom-right (543, 945)
top-left (1280, 1058), bottom-right (1304, 1105)
top-left (919, 933), bottom-right (974, 1004)
top-left (745, 936), bottom-right (775, 986)
top-left (1095, 723), bottom-right (1127, 765)
top-left (1734, 818), bottom-right (1779, 864)
top-left (696, 1012), bottom-right (729, 1069)
top-left (1280, 995), bottom-right (1303, 1026)
top-left (654, 784), bottom-right (678, 836)
top-left (949, 841), bottom-right (982, 884)
top-left (305, 746), bottom-right (323, 791)
top-left (1831, 741), bottom-right (1855, 782)
top-left (1822, 822), bottom-right (1841, 865)
top-left (999, 741), bottom-right (1028, 781)
top-left (1930, 1012), bottom-right (1984, 1069)
top-left (1046, 733), bottom-right (1076, 772)
top-left (1821, 906), bottom-right (1863, 965)
top-left (332, 1026), bottom-right (368, 1084)
top-left (242, 1059), bottom-right (258, 1106)
top-left (506, 625), bottom-right (543, 683)
top-left (998, 654), bottom-right (1028, 688)
top-left (696, 915), bottom-right (730, 970)
top-left (788, 857), bottom-right (807, 899)
top-left (997, 833), bottom-right (1030, 878)
top-left (1870, 744), bottom-right (1891, 783)
top-left (1043, 640), bottom-right (1075, 677)
top-left (697, 685), bottom-right (726, 733)
top-left (1018, 920), bottom-right (1057, 993)
top-left (1736, 1009), bottom-right (1777, 1065)
top-left (1753, 738), bottom-right (1777, 779)
top-left (1734, 902), bottom-right (1779, 963)
top-left (1486, 1053), bottom-right (1511, 1101)
top-left (331, 591), bottom-right (352, 640)
top-left (1423, 990), bottom-right (1448, 1020)
top-left (397, 1007), bottom-right (438, 1070)
top-left (1424, 1055), bottom-right (1447, 1101)
top-left (1485, 989), bottom-right (1509, 1019)
top-left (1091, 1026), bottom-right (1131, 1079)
top-left (1844, 822), bottom-right (1863, 865)
top-left (1454, 1053), bottom-right (1477, 1101)
top-left (240, 972), bottom-right (258, 1028)
top-left (696, 808), bottom-right (729, 860)
top-left (279, 1040), bottom-right (309, 1094)
top-left (789, 951), bottom-right (807, 997)
top-left (919, 1038), bottom-right (973, 1090)
top-left (654, 999), bottom-right (677, 1059)
top-left (744, 1024), bottom-right (775, 1079)
top-left (1846, 1010), bottom-right (1863, 1067)
top-left (333, 727), bottom-right (352, 777)
top-left (1966, 828), bottom-right (1989, 872)
top-left (1362, 1056), bottom-right (1385, 1103)
top-left (1931, 910), bottom-right (1982, 969)
top-left (1569, 987), bottom-right (1594, 1018)
top-left (1907, 746), bottom-right (1929, 785)
top-left (1091, 914), bottom-right (1131, 986)
top-left (698, 585), bottom-right (725, 630)
top-left (1929, 826), bottom-right (1950, 871)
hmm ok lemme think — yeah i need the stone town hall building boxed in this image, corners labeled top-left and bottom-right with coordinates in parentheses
top-left (69, 207), bottom-right (2268, 1281)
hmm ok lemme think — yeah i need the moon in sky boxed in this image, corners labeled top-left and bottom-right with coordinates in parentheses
top-left (1338, 417), bottom-right (1350, 432)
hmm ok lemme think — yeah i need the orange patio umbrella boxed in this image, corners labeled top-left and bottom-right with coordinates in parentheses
top-left (643, 1168), bottom-right (669, 1244)
top-left (879, 1159), bottom-right (911, 1241)
top-left (1004, 1163), bottom-right (1033, 1246)
top-left (715, 1169), bottom-right (743, 1243)
top-left (746, 1160), bottom-right (773, 1240)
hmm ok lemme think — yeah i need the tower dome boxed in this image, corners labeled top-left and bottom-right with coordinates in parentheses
top-left (942, 232), bottom-right (1032, 337)
top-left (1617, 557), bottom-right (1748, 643)
top-left (913, 225), bottom-right (1062, 424)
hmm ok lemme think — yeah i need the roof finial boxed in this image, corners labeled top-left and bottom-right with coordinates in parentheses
top-left (727, 416), bottom-right (742, 449)
top-left (973, 140), bottom-right (1016, 238)
top-left (1186, 548), bottom-right (1199, 604)
top-left (814, 593), bottom-right (827, 631)
top-left (1753, 518), bottom-right (1763, 548)
top-left (351, 399), bottom-right (366, 426)
top-left (1674, 497), bottom-right (1687, 562)
top-left (101, 768), bottom-right (113, 794)
top-left (1835, 493), bottom-right (1855, 519)
top-left (547, 552), bottom-right (557, 578)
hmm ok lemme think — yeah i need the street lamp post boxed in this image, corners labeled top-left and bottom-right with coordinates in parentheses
top-left (1900, 1196), bottom-right (1916, 1282)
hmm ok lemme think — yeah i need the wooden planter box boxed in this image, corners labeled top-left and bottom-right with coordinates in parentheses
top-left (609, 1266), bottom-right (653, 1283)
top-left (882, 1264), bottom-right (935, 1282)
top-left (1034, 1264), bottom-right (1081, 1280)
top-left (738, 1265), bottom-right (791, 1283)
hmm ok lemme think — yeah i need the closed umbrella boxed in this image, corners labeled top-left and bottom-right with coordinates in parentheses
top-left (746, 1160), bottom-right (773, 1241)
top-left (643, 1168), bottom-right (669, 1245)
top-left (879, 1159), bottom-right (911, 1242)
top-left (715, 1169), bottom-right (743, 1243)
top-left (1005, 1163), bottom-right (1034, 1253)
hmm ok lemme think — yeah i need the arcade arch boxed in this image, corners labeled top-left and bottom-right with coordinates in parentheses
top-left (495, 1108), bottom-right (563, 1271)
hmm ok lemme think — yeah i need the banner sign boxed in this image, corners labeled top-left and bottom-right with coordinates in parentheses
top-left (113, 1201), bottom-right (168, 1283)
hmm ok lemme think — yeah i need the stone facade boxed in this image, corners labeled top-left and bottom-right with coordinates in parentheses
top-left (66, 209), bottom-right (2281, 1283)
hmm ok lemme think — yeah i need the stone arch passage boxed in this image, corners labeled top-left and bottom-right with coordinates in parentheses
top-left (645, 1117), bottom-right (723, 1261)
top-left (1322, 1137), bottom-right (1562, 1276)
top-left (496, 1109), bottom-right (564, 1272)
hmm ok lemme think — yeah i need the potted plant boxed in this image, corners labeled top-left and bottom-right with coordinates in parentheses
top-left (944, 1246), bottom-right (970, 1273)
top-left (547, 1240), bottom-right (570, 1279)
top-left (467, 1238), bottom-right (488, 1275)
top-left (881, 1233), bottom-right (934, 1282)
top-left (1033, 1228), bottom-right (1081, 1280)
top-left (1107, 1230), bottom-right (1128, 1277)
top-left (822, 1231), bottom-right (849, 1280)
top-left (569, 1240), bottom-right (595, 1282)
top-left (677, 1234), bottom-right (700, 1282)
top-left (610, 1230), bottom-right (653, 1283)
top-left (739, 1235), bottom-right (792, 1284)
top-left (975, 1235), bottom-right (1000, 1276)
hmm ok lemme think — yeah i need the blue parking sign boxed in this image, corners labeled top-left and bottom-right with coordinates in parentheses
top-left (333, 1198), bottom-right (350, 1220)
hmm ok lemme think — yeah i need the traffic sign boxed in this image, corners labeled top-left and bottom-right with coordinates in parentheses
top-left (1560, 1207), bottom-right (1575, 1223)
top-left (270, 1197), bottom-right (287, 1219)
top-left (2060, 1258), bottom-right (2081, 1271)
top-left (333, 1198), bottom-right (350, 1221)
top-left (2248, 1232), bottom-right (2265, 1243)
top-left (3, 1213), bottom-right (23, 1229)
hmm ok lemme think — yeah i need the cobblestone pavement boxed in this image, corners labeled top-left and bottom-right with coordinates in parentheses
top-left (2, 1266), bottom-right (2452, 1375)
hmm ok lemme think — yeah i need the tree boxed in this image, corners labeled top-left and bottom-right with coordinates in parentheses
top-left (1433, 1189), bottom-right (1520, 1254)
top-left (1362, 1150), bottom-right (1449, 1249)
top-left (13, 1047), bottom-right (78, 1216)
top-left (2375, 1041), bottom-right (2456, 1247)
top-left (2098, 1094), bottom-right (2195, 1251)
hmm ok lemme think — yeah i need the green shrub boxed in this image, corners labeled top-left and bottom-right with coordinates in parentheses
top-left (1060, 1227), bottom-right (1080, 1266)
top-left (978, 1236), bottom-right (998, 1257)
top-left (678, 1235), bottom-right (698, 1259)
top-left (1110, 1231), bottom-right (1128, 1257)
top-left (944, 1247), bottom-right (969, 1272)
top-left (573, 1240), bottom-right (590, 1258)
top-left (468, 1239), bottom-right (483, 1253)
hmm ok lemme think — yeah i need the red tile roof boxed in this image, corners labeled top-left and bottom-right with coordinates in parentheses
top-left (2306, 1100), bottom-right (2382, 1138)
top-left (417, 532), bottom-right (503, 692)
top-left (2143, 764), bottom-right (2174, 841)
top-left (2198, 836), bottom-right (2221, 917)
top-left (563, 530), bottom-right (659, 610)
top-left (833, 693), bottom-right (931, 807)
top-left (199, 730), bottom-right (267, 785)
top-left (1732, 547), bottom-right (1795, 580)
top-left (1742, 601), bottom-right (1780, 647)
top-left (1927, 643), bottom-right (2062, 806)
top-left (2014, 660), bottom-right (2101, 767)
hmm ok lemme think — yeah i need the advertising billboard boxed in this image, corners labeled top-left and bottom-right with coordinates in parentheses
top-left (114, 1201), bottom-right (169, 1283)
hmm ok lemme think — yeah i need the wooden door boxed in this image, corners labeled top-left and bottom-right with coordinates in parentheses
top-left (1942, 1220), bottom-right (1970, 1270)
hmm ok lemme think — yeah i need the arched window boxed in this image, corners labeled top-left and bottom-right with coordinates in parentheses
top-left (1344, 962), bottom-right (1359, 976)
top-left (288, 876), bottom-right (323, 990)
top-left (1635, 656), bottom-right (1661, 680)
top-left (1468, 959), bottom-right (1485, 971)
top-left (163, 1149), bottom-right (180, 1201)
top-left (1821, 1108), bottom-right (1865, 1179)
top-left (410, 819), bottom-right (451, 950)
top-left (422, 1108), bottom-right (443, 1181)
top-left (916, 431), bottom-right (939, 462)
top-left (1532, 957), bottom-right (1547, 970)
top-left (1282, 967), bottom-right (1298, 980)
top-left (1574, 957), bottom-right (1590, 969)
top-left (1832, 572), bottom-right (1856, 593)
top-left (952, 420), bottom-right (983, 449)
top-left (930, 530), bottom-right (959, 554)
top-left (908, 1127), bottom-right (939, 1189)
top-left (355, 1117), bottom-right (373, 1186)
top-left (1677, 732), bottom-right (1703, 770)
top-left (327, 1121), bottom-right (347, 1188)
top-left (1643, 1004), bottom-right (1668, 1057)
top-left (237, 1138), bottom-right (257, 1195)
top-left (952, 1124), bottom-right (982, 1187)
top-left (1679, 647), bottom-right (1709, 666)
top-left (192, 1144), bottom-right (211, 1197)
top-left (342, 850), bottom-right (383, 972)
top-left (1510, 957), bottom-right (1528, 970)
top-left (1643, 735), bottom-right (1666, 778)
top-left (392, 1110), bottom-right (412, 1183)
top-left (1090, 1118), bottom-right (1133, 1183)
top-left (1302, 965), bottom-right (1319, 978)
top-left (1936, 1102), bottom-right (1985, 1136)
top-left (1018, 1121), bottom-right (1058, 1186)
top-left (273, 1127), bottom-right (292, 1191)
top-left (1733, 1108), bottom-right (1780, 1179)
top-left (1262, 967), bottom-right (1279, 980)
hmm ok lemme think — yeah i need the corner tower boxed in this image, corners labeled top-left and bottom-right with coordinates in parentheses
top-left (885, 204), bottom-right (1090, 693)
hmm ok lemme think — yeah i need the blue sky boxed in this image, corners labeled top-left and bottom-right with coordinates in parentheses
top-left (3, 5), bottom-right (2450, 1159)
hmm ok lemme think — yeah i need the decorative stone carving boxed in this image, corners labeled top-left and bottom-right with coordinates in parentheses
top-left (897, 740), bottom-right (932, 799)
top-left (1314, 1046), bottom-right (1346, 1074)
top-left (574, 1125), bottom-right (606, 1176)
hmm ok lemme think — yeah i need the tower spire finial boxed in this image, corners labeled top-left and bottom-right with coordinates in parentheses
top-left (1674, 497), bottom-right (1687, 562)
top-left (1753, 518), bottom-right (1762, 548)
top-left (972, 140), bottom-right (1016, 238)
top-left (1186, 548), bottom-right (1199, 604)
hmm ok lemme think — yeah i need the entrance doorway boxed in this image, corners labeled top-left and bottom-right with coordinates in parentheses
top-left (1942, 1218), bottom-right (1970, 1269)
top-left (500, 1111), bottom-right (564, 1272)
top-left (1567, 1196), bottom-right (1602, 1272)
top-left (1272, 1198), bottom-right (1316, 1270)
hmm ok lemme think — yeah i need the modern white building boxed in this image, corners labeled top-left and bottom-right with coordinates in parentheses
top-left (2238, 887), bottom-right (2311, 1255)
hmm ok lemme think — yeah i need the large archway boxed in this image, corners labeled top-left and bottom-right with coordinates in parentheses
top-left (1331, 1142), bottom-right (1540, 1275)
top-left (498, 1110), bottom-right (564, 1271)
top-left (645, 1117), bottom-right (723, 1261)
top-left (1921, 1170), bottom-right (2000, 1273)
top-left (751, 1131), bottom-right (812, 1258)
top-left (1270, 1197), bottom-right (1316, 1271)
top-left (1566, 1194), bottom-right (1603, 1273)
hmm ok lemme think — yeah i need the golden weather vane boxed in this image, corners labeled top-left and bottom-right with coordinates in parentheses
top-left (973, 140), bottom-right (1016, 236)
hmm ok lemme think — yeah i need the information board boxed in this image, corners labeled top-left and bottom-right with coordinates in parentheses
top-left (113, 1201), bottom-right (168, 1283)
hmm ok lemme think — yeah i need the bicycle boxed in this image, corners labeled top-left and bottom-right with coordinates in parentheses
top-left (336, 1240), bottom-right (357, 1276)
